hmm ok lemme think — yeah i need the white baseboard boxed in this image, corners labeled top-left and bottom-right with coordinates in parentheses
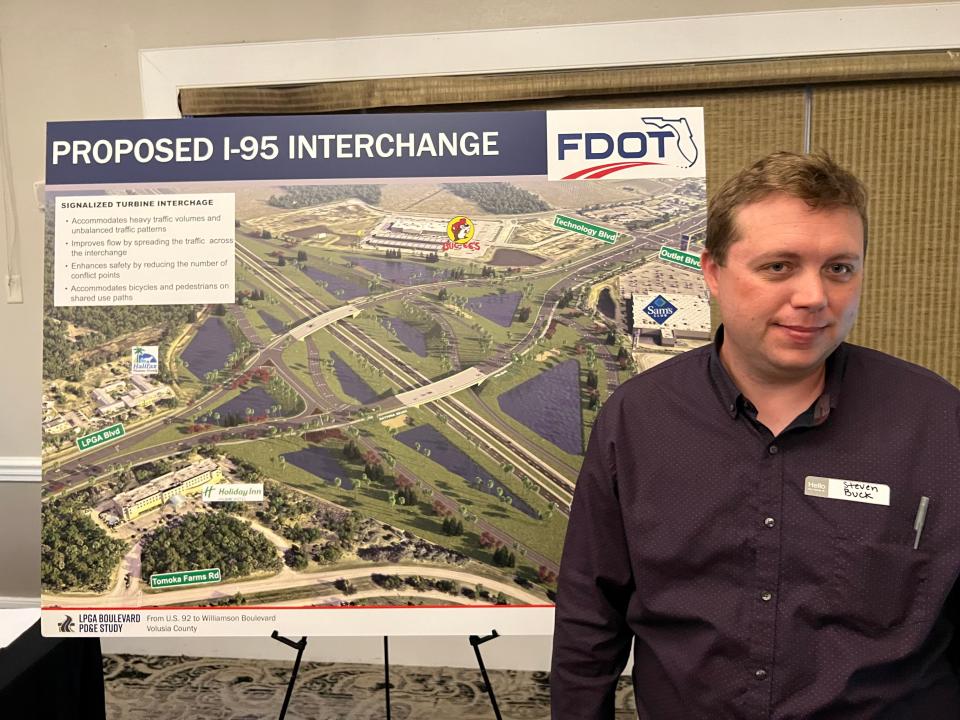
top-left (0, 596), bottom-right (40, 609)
top-left (0, 456), bottom-right (40, 482)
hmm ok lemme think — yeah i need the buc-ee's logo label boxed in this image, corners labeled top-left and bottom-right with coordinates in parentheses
top-left (131, 345), bottom-right (159, 374)
top-left (443, 216), bottom-right (480, 251)
top-left (547, 108), bottom-right (704, 180)
top-left (642, 295), bottom-right (678, 325)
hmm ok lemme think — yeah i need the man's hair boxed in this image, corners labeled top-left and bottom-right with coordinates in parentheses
top-left (705, 151), bottom-right (868, 265)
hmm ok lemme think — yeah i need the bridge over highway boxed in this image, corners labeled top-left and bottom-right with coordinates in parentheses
top-left (288, 304), bottom-right (362, 341)
top-left (394, 367), bottom-right (487, 408)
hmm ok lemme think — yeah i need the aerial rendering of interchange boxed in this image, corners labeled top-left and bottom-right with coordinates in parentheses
top-left (41, 177), bottom-right (708, 614)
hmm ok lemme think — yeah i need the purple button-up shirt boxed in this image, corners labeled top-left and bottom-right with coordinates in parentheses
top-left (551, 332), bottom-right (960, 719)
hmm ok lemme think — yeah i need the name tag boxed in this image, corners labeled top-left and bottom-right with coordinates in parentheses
top-left (804, 476), bottom-right (890, 506)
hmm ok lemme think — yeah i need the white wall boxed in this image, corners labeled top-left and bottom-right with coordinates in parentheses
top-left (0, 0), bottom-right (948, 666)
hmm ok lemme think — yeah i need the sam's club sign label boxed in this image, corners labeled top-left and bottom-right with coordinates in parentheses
top-left (547, 107), bottom-right (705, 181)
top-left (642, 295), bottom-right (678, 325)
top-left (131, 345), bottom-right (159, 374)
top-left (202, 483), bottom-right (264, 502)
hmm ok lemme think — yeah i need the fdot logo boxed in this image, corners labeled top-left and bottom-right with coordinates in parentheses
top-left (547, 108), bottom-right (704, 181)
top-left (642, 295), bottom-right (678, 325)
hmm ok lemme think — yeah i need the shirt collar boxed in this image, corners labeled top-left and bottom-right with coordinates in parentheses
top-left (708, 325), bottom-right (848, 426)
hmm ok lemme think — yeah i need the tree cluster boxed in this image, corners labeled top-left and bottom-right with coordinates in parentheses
top-left (441, 182), bottom-right (550, 214)
top-left (267, 184), bottom-right (382, 208)
top-left (441, 517), bottom-right (464, 536)
top-left (133, 459), bottom-right (173, 484)
top-left (384, 249), bottom-right (403, 259)
top-left (372, 573), bottom-right (461, 597)
top-left (284, 544), bottom-right (309, 570)
top-left (315, 544), bottom-right (343, 564)
top-left (557, 288), bottom-right (577, 309)
top-left (492, 546), bottom-right (517, 568)
top-left (395, 486), bottom-right (418, 507)
top-left (343, 439), bottom-right (363, 462)
top-left (267, 374), bottom-right (304, 415)
top-left (626, 213), bottom-right (671, 231)
top-left (40, 212), bottom-right (199, 379)
top-left (140, 513), bottom-right (282, 580)
top-left (364, 461), bottom-right (385, 485)
top-left (41, 498), bottom-right (126, 592)
top-left (538, 565), bottom-right (558, 584)
top-left (335, 578), bottom-right (356, 595)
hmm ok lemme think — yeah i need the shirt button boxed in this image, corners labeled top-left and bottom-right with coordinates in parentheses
top-left (755, 669), bottom-right (768, 680)
top-left (768, 445), bottom-right (779, 455)
top-left (764, 517), bottom-right (776, 528)
top-left (761, 591), bottom-right (773, 602)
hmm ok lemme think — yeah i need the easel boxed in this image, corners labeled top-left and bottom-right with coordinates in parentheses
top-left (270, 631), bottom-right (307, 720)
top-left (271, 630), bottom-right (504, 720)
top-left (469, 630), bottom-right (503, 720)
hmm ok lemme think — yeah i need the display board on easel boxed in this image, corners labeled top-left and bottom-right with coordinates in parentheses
top-left (39, 108), bottom-right (707, 637)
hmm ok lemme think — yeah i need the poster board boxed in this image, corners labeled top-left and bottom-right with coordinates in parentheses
top-left (40, 108), bottom-right (708, 637)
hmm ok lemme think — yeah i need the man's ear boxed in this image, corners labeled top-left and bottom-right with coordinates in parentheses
top-left (700, 250), bottom-right (721, 299)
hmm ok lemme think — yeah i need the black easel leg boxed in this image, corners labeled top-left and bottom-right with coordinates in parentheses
top-left (271, 631), bottom-right (307, 720)
top-left (469, 631), bottom-right (503, 720)
top-left (384, 635), bottom-right (392, 720)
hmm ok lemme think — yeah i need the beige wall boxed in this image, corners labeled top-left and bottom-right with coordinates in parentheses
top-left (0, 0), bottom-right (943, 600)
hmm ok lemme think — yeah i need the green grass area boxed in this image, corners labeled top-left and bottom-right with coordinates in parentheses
top-left (223, 434), bottom-right (561, 581)
top-left (121, 378), bottom-right (289, 455)
top-left (347, 299), bottom-right (455, 380)
top-left (239, 299), bottom-right (298, 345)
top-left (279, 339), bottom-right (316, 400)
top-left (239, 237), bottom-right (357, 308)
top-left (362, 408), bottom-right (567, 564)
top-left (122, 422), bottom-right (193, 455)
top-left (225, 436), bottom-right (517, 569)
top-left (303, 329), bottom-right (399, 405)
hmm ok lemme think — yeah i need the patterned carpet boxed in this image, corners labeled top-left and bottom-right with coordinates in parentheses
top-left (103, 654), bottom-right (637, 719)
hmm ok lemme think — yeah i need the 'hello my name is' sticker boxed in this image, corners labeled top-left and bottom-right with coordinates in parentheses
top-left (804, 476), bottom-right (890, 506)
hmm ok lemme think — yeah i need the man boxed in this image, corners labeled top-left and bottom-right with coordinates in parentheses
top-left (551, 152), bottom-right (960, 719)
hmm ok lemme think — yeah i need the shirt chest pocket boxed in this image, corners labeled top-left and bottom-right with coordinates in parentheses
top-left (815, 530), bottom-right (931, 634)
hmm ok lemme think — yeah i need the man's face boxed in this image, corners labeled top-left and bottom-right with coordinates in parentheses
top-left (702, 193), bottom-right (864, 383)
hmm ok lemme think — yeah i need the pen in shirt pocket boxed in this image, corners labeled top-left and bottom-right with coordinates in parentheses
top-left (913, 496), bottom-right (929, 550)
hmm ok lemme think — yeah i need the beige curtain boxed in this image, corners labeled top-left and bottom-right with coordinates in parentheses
top-left (181, 51), bottom-right (960, 385)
